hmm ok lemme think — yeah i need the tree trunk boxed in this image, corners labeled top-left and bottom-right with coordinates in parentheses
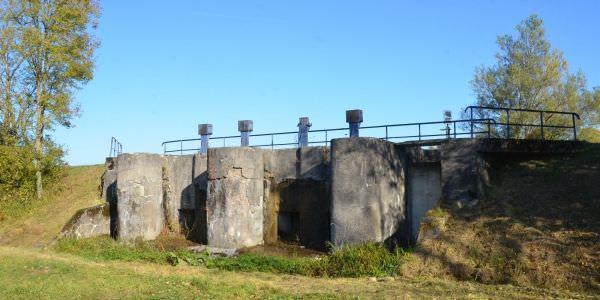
top-left (34, 89), bottom-right (45, 199)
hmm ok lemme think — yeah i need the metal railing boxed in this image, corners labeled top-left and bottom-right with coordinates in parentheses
top-left (109, 137), bottom-right (123, 157)
top-left (465, 106), bottom-right (581, 140)
top-left (161, 118), bottom-right (496, 154)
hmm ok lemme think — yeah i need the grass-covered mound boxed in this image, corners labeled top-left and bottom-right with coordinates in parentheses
top-left (403, 144), bottom-right (600, 292)
top-left (0, 165), bottom-right (104, 247)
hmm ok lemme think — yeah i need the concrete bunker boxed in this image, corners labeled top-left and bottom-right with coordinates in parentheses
top-left (65, 132), bottom-right (583, 252)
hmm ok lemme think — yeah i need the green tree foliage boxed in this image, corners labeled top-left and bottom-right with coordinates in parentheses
top-left (0, 0), bottom-right (99, 200)
top-left (0, 0), bottom-right (99, 216)
top-left (469, 15), bottom-right (600, 140)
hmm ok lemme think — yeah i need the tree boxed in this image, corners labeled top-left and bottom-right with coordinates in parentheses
top-left (0, 0), bottom-right (28, 146)
top-left (9, 0), bottom-right (100, 198)
top-left (469, 15), bottom-right (600, 140)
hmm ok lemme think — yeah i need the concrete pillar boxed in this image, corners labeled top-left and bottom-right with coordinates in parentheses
top-left (330, 138), bottom-right (406, 247)
top-left (297, 117), bottom-right (311, 148)
top-left (238, 120), bottom-right (253, 147)
top-left (346, 109), bottom-right (363, 137)
top-left (116, 153), bottom-right (164, 241)
top-left (198, 124), bottom-right (213, 154)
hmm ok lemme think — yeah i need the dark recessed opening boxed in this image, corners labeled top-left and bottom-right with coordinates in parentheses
top-left (265, 179), bottom-right (330, 251)
top-left (277, 211), bottom-right (300, 242)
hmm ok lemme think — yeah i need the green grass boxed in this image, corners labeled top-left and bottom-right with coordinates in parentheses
top-left (0, 246), bottom-right (297, 299)
top-left (1, 245), bottom-right (590, 299)
top-left (55, 236), bottom-right (179, 264)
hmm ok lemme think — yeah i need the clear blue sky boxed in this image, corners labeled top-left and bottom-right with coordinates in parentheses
top-left (55, 0), bottom-right (600, 165)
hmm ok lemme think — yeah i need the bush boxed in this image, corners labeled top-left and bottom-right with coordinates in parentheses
top-left (0, 144), bottom-right (65, 220)
top-left (310, 243), bottom-right (411, 277)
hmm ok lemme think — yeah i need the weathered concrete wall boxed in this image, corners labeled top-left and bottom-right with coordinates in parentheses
top-left (207, 147), bottom-right (264, 248)
top-left (190, 153), bottom-right (208, 243)
top-left (58, 203), bottom-right (111, 239)
top-left (262, 147), bottom-right (330, 249)
top-left (116, 153), bottom-right (164, 241)
top-left (408, 163), bottom-right (441, 240)
top-left (330, 138), bottom-right (406, 247)
top-left (440, 139), bottom-right (480, 207)
top-left (163, 155), bottom-right (196, 232)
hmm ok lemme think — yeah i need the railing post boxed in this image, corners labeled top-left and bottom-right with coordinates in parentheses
top-left (470, 107), bottom-right (474, 138)
top-left (325, 131), bottom-right (328, 147)
top-left (385, 126), bottom-right (388, 140)
top-left (198, 124), bottom-right (213, 154)
top-left (453, 122), bottom-right (457, 139)
top-left (238, 120), bottom-right (253, 147)
top-left (539, 112), bottom-right (544, 140)
top-left (443, 110), bottom-right (452, 139)
top-left (180, 140), bottom-right (183, 155)
top-left (506, 109), bottom-right (511, 139)
top-left (298, 117), bottom-right (311, 148)
top-left (418, 124), bottom-right (421, 141)
top-left (572, 114), bottom-right (577, 140)
top-left (346, 109), bottom-right (363, 138)
top-left (487, 120), bottom-right (491, 138)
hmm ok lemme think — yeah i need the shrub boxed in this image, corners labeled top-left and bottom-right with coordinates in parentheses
top-left (0, 144), bottom-right (65, 220)
top-left (309, 243), bottom-right (411, 277)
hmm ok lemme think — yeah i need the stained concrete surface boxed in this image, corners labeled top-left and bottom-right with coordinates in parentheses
top-left (163, 155), bottom-right (196, 232)
top-left (262, 148), bottom-right (330, 250)
top-left (408, 163), bottom-right (442, 240)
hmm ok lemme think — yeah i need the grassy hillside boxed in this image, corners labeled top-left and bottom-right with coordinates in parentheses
top-left (403, 144), bottom-right (600, 292)
top-left (0, 165), bottom-right (104, 247)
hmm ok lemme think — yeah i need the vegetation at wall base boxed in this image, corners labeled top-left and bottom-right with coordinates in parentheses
top-left (55, 236), bottom-right (411, 278)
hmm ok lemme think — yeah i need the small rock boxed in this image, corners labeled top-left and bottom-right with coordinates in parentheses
top-left (378, 276), bottom-right (395, 282)
top-left (187, 245), bottom-right (237, 257)
top-left (368, 277), bottom-right (377, 282)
